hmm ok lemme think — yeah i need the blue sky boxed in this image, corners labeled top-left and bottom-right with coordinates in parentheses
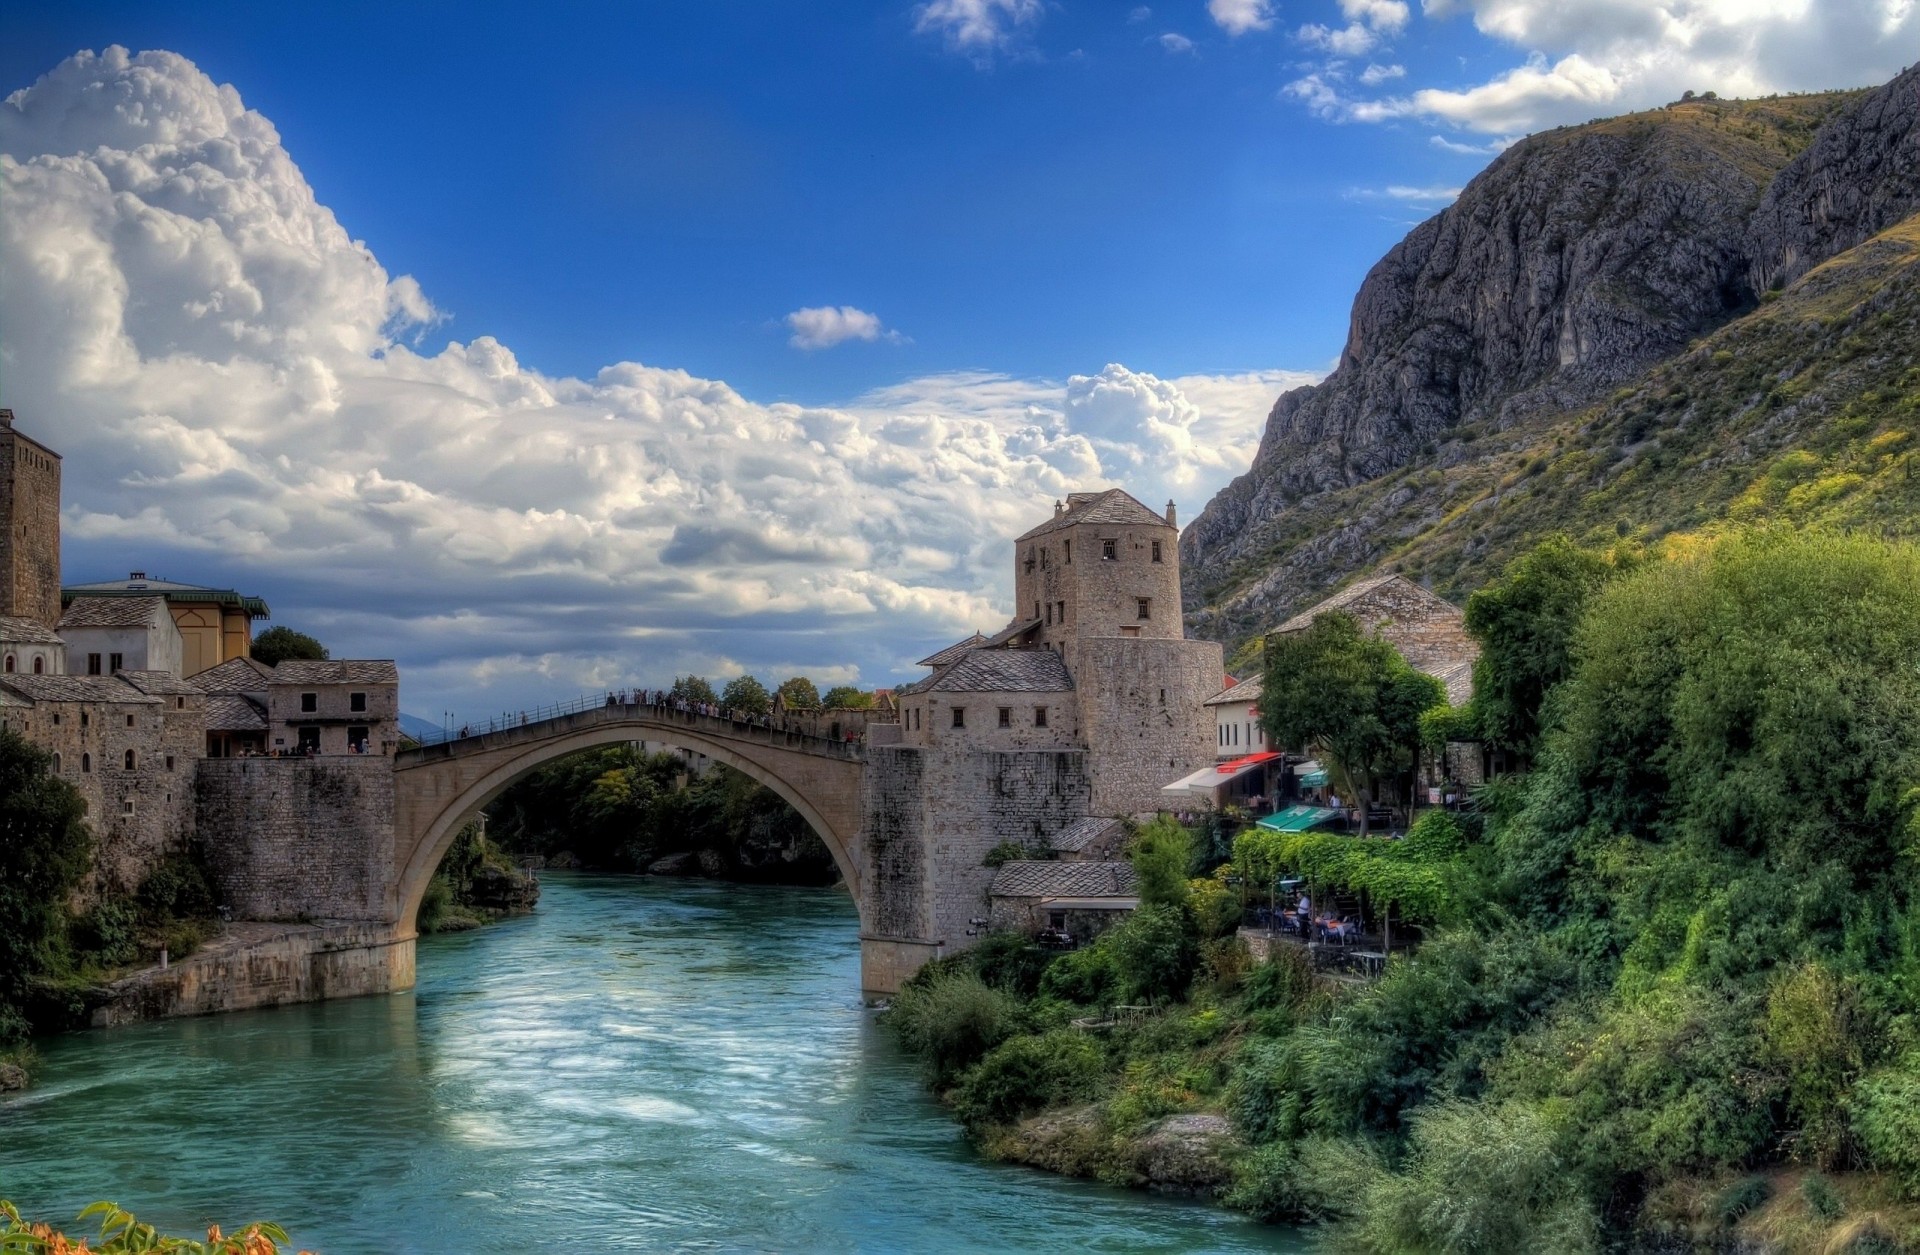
top-left (1, 2), bottom-right (1911, 720)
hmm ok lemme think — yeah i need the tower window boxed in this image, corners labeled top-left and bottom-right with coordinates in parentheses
top-left (1035, 706), bottom-right (1048, 728)
top-left (1101, 539), bottom-right (1117, 561)
top-left (81, 753), bottom-right (91, 773)
top-left (127, 713), bottom-right (135, 727)
top-left (80, 711), bottom-right (89, 728)
top-left (1045, 603), bottom-right (1053, 625)
top-left (1058, 600), bottom-right (1066, 623)
top-left (1137, 598), bottom-right (1152, 620)
top-left (1151, 540), bottom-right (1163, 563)
top-left (165, 755), bottom-right (175, 771)
top-left (124, 748), bottom-right (137, 770)
top-left (951, 706), bottom-right (966, 729)
top-left (1033, 601), bottom-right (1040, 621)
top-left (3, 655), bottom-right (12, 673)
top-left (52, 753), bottom-right (61, 773)
top-left (998, 707), bottom-right (1012, 728)
top-left (1063, 540), bottom-right (1071, 564)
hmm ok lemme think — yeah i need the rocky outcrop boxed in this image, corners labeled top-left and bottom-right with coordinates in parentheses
top-left (1184, 70), bottom-right (1918, 644)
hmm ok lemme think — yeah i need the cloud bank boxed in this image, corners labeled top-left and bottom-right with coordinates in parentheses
top-left (0, 47), bottom-right (1314, 719)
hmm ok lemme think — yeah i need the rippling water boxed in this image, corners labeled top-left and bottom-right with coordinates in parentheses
top-left (1, 873), bottom-right (1305, 1253)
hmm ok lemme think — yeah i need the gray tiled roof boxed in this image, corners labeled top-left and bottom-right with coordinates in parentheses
top-left (1014, 488), bottom-right (1173, 543)
top-left (0, 674), bottom-right (157, 704)
top-left (0, 615), bottom-right (64, 645)
top-left (1271, 574), bottom-right (1452, 635)
top-left (270, 659), bottom-right (399, 685)
top-left (205, 694), bottom-right (268, 732)
top-left (117, 670), bottom-right (203, 696)
top-left (190, 656), bottom-right (277, 694)
top-left (922, 648), bottom-right (1073, 694)
top-left (917, 633), bottom-right (988, 668)
top-left (990, 859), bottom-right (1139, 898)
top-left (979, 618), bottom-right (1042, 649)
top-left (1204, 674), bottom-right (1261, 706)
top-left (1430, 658), bottom-right (1476, 707)
top-left (58, 595), bottom-right (168, 630)
top-left (1047, 816), bottom-right (1125, 854)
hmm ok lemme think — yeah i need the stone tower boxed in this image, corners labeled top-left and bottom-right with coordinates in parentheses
top-left (0, 409), bottom-right (62, 628)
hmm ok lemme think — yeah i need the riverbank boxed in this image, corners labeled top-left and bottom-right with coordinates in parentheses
top-left (0, 873), bottom-right (1301, 1253)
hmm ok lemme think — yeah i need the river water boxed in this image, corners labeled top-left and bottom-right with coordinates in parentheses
top-left (2, 873), bottom-right (1304, 1253)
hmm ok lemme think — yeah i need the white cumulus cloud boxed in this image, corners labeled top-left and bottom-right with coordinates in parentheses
top-left (913, 0), bottom-right (1043, 62)
top-left (1209, 0), bottom-right (1276, 36)
top-left (784, 305), bottom-right (904, 350)
top-left (0, 47), bottom-right (1317, 720)
top-left (1159, 32), bottom-right (1198, 53)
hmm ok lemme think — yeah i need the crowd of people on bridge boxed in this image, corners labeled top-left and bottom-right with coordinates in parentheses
top-left (429, 689), bottom-right (864, 746)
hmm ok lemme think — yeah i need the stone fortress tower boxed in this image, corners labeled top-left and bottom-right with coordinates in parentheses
top-left (0, 408), bottom-right (62, 628)
top-left (859, 489), bottom-right (1224, 988)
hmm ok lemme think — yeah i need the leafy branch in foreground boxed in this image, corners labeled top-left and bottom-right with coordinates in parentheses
top-left (0, 1200), bottom-right (310, 1254)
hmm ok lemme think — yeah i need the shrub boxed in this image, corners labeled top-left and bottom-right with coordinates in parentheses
top-left (1129, 817), bottom-right (1196, 908)
top-left (1, 1200), bottom-right (304, 1254)
top-left (0, 729), bottom-right (92, 1022)
top-left (886, 970), bottom-right (1019, 1087)
top-left (1802, 1173), bottom-right (1845, 1221)
top-left (965, 931), bottom-right (1051, 998)
top-left (1851, 1053), bottom-right (1920, 1197)
top-left (1240, 945), bottom-right (1319, 1016)
top-left (949, 1030), bottom-right (1107, 1129)
top-left (1038, 945), bottom-right (1121, 1006)
top-left (73, 898), bottom-right (139, 968)
top-left (136, 852), bottom-right (216, 923)
top-left (1716, 1175), bottom-right (1771, 1227)
top-left (1762, 962), bottom-right (1863, 1167)
top-left (1105, 903), bottom-right (1199, 1005)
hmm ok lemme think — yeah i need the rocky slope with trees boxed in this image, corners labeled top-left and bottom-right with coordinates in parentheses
top-left (1183, 63), bottom-right (1920, 652)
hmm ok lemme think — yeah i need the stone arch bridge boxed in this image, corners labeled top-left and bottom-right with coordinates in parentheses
top-left (391, 702), bottom-right (935, 996)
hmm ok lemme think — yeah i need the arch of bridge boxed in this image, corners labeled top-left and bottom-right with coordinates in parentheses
top-left (390, 709), bottom-right (867, 936)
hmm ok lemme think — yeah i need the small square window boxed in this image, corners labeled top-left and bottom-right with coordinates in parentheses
top-left (300, 692), bottom-right (319, 713)
top-left (122, 799), bottom-right (136, 816)
top-left (126, 713), bottom-right (135, 727)
top-left (350, 691), bottom-right (367, 713)
top-left (998, 707), bottom-right (1012, 728)
top-left (1101, 539), bottom-right (1117, 561)
top-left (1035, 706), bottom-right (1048, 728)
top-left (951, 706), bottom-right (966, 729)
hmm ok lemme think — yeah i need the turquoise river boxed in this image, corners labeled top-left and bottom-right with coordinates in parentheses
top-left (1, 873), bottom-right (1306, 1253)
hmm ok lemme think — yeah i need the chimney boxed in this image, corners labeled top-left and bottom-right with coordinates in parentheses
top-left (0, 408), bottom-right (13, 427)
top-left (1054, 500), bottom-right (1064, 517)
top-left (1165, 500), bottom-right (1178, 527)
top-left (129, 571), bottom-right (146, 581)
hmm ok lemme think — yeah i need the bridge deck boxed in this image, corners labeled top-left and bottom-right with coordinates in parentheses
top-left (395, 699), bottom-right (866, 768)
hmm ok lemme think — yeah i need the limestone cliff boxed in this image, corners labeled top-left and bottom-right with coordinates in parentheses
top-left (1184, 66), bottom-right (1920, 650)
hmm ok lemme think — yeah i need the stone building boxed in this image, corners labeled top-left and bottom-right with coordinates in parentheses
top-left (58, 595), bottom-right (185, 677)
top-left (1, 614), bottom-right (67, 677)
top-left (195, 656), bottom-right (400, 757)
top-left (62, 573), bottom-right (270, 677)
top-left (987, 859), bottom-right (1139, 941)
top-left (0, 409), bottom-right (61, 629)
top-left (1267, 573), bottom-right (1478, 705)
top-left (0, 671), bottom-right (203, 896)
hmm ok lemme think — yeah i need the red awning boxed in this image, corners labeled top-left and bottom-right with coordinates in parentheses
top-left (1212, 750), bottom-right (1281, 774)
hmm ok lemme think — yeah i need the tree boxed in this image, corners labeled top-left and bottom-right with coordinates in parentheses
top-left (720, 675), bottom-right (772, 716)
top-left (1463, 536), bottom-right (1620, 760)
top-left (821, 685), bottom-right (874, 710)
top-left (1261, 612), bottom-right (1445, 834)
top-left (0, 729), bottom-right (92, 1041)
top-left (777, 676), bottom-right (820, 710)
top-left (670, 675), bottom-right (717, 705)
top-left (250, 626), bottom-right (328, 667)
top-left (1129, 816), bottom-right (1196, 908)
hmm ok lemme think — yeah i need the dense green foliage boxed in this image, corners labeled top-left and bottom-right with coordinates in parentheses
top-left (669, 675), bottom-right (718, 705)
top-left (248, 626), bottom-right (328, 667)
top-left (1260, 614), bottom-right (1444, 828)
top-left (895, 529), bottom-right (1920, 1248)
top-left (486, 745), bottom-right (836, 883)
top-left (776, 676), bottom-right (820, 709)
top-left (0, 730), bottom-right (91, 1046)
top-left (415, 820), bottom-right (534, 934)
top-left (1, 1199), bottom-right (303, 1253)
top-left (821, 686), bottom-right (874, 710)
top-left (719, 675), bottom-right (771, 716)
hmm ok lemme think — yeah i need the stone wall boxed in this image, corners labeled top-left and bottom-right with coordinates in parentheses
top-left (89, 922), bottom-right (413, 1027)
top-left (0, 413), bottom-right (61, 629)
top-left (196, 756), bottom-right (396, 921)
top-left (1074, 636), bottom-right (1223, 816)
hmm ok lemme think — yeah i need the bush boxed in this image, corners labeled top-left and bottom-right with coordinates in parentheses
top-left (966, 931), bottom-right (1052, 998)
top-left (1802, 1173), bottom-right (1845, 1221)
top-left (949, 1030), bottom-right (1107, 1129)
top-left (1129, 818), bottom-right (1197, 908)
top-left (73, 898), bottom-right (139, 968)
top-left (1105, 903), bottom-right (1199, 1005)
top-left (886, 970), bottom-right (1019, 1087)
top-left (1038, 945), bottom-right (1122, 1007)
top-left (1716, 1175), bottom-right (1771, 1227)
top-left (1240, 945), bottom-right (1319, 1016)
top-left (135, 852), bottom-right (216, 923)
top-left (1851, 1053), bottom-right (1920, 1197)
top-left (0, 729), bottom-right (92, 1023)
top-left (1225, 1140), bottom-right (1354, 1224)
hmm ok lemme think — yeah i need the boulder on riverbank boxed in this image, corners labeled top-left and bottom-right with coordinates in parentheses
top-left (647, 852), bottom-right (699, 876)
top-left (0, 1061), bottom-right (27, 1092)
top-left (986, 1106), bottom-right (1239, 1197)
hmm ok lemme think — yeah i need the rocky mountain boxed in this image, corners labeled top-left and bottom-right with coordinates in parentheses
top-left (1184, 64), bottom-right (1920, 656)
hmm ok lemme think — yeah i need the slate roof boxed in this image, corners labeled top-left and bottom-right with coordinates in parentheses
top-left (990, 859), bottom-right (1139, 898)
top-left (118, 670), bottom-right (203, 696)
top-left (1047, 816), bottom-right (1125, 855)
top-left (58, 595), bottom-right (168, 630)
top-left (270, 659), bottom-right (399, 685)
top-left (205, 694), bottom-right (268, 732)
top-left (917, 633), bottom-right (989, 668)
top-left (1430, 658), bottom-right (1476, 707)
top-left (1204, 674), bottom-right (1261, 707)
top-left (0, 674), bottom-right (156, 704)
top-left (190, 656), bottom-right (277, 694)
top-left (1014, 488), bottom-right (1173, 543)
top-left (979, 617), bottom-right (1042, 649)
top-left (920, 648), bottom-right (1074, 694)
top-left (0, 615), bottom-right (64, 645)
top-left (62, 576), bottom-right (269, 618)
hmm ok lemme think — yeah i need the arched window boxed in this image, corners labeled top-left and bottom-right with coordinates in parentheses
top-left (3, 655), bottom-right (13, 672)
top-left (32, 656), bottom-right (44, 674)
top-left (81, 753), bottom-right (91, 773)
top-left (125, 749), bottom-right (137, 771)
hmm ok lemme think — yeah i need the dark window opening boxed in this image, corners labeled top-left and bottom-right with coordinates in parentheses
top-left (80, 711), bottom-right (89, 728)
top-left (1101, 539), bottom-right (1117, 561)
top-left (300, 692), bottom-right (318, 713)
top-left (165, 755), bottom-right (175, 771)
top-left (1063, 540), bottom-right (1071, 564)
top-left (348, 726), bottom-right (370, 752)
top-left (87, 653), bottom-right (102, 675)
top-left (32, 657), bottom-right (43, 674)
top-left (52, 753), bottom-right (61, 773)
top-left (297, 726), bottom-right (321, 753)
top-left (951, 706), bottom-right (965, 729)
top-left (998, 707), bottom-right (1012, 728)
top-left (1035, 706), bottom-right (1048, 728)
top-left (1151, 540), bottom-right (1163, 563)
top-left (124, 748), bottom-right (136, 770)
top-left (81, 753), bottom-right (91, 774)
top-left (1045, 603), bottom-right (1053, 625)
top-left (109, 652), bottom-right (123, 672)
top-left (1137, 598), bottom-right (1152, 620)
top-left (126, 713), bottom-right (135, 727)
top-left (350, 692), bottom-right (367, 712)
top-left (3, 655), bottom-right (12, 673)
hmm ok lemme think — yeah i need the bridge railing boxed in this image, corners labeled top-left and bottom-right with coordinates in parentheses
top-left (400, 692), bottom-right (865, 757)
